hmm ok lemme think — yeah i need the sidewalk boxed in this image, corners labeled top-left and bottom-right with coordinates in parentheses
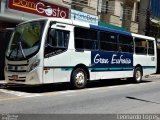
top-left (0, 80), bottom-right (6, 83)
top-left (0, 80), bottom-right (6, 88)
top-left (145, 74), bottom-right (160, 78)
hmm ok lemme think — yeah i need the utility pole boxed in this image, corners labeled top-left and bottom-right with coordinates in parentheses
top-left (138, 0), bottom-right (150, 35)
top-left (145, 9), bottom-right (151, 36)
top-left (122, 0), bottom-right (134, 31)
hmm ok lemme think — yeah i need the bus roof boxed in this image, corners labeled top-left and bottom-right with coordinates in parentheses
top-left (132, 33), bottom-right (155, 40)
top-left (50, 18), bottom-right (132, 36)
top-left (90, 24), bottom-right (131, 36)
top-left (27, 18), bottom-right (130, 36)
top-left (18, 18), bottom-right (155, 40)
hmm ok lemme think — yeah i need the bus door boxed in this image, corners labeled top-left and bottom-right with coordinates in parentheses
top-left (134, 38), bottom-right (156, 75)
top-left (147, 40), bottom-right (157, 73)
top-left (43, 23), bottom-right (72, 83)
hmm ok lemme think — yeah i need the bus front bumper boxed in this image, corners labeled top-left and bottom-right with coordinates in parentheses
top-left (5, 67), bottom-right (43, 85)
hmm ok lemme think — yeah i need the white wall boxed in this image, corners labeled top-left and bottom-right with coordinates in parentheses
top-left (114, 0), bottom-right (122, 17)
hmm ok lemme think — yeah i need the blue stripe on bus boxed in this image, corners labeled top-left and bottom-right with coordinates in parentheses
top-left (61, 68), bottom-right (73, 71)
top-left (89, 68), bottom-right (109, 72)
top-left (142, 66), bottom-right (156, 69)
top-left (90, 24), bottom-right (132, 36)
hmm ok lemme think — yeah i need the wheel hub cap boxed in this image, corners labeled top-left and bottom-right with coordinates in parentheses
top-left (75, 72), bottom-right (85, 85)
top-left (136, 71), bottom-right (141, 81)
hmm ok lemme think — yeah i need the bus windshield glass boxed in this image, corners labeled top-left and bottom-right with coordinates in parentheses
top-left (6, 20), bottom-right (46, 60)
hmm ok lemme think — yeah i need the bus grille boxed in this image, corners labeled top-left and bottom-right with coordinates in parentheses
top-left (7, 64), bottom-right (28, 72)
top-left (8, 70), bottom-right (27, 72)
top-left (8, 76), bottom-right (26, 82)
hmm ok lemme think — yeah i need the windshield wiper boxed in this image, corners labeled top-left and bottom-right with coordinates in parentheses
top-left (8, 49), bottom-right (14, 58)
top-left (11, 36), bottom-right (26, 59)
top-left (18, 41), bottom-right (26, 58)
top-left (8, 31), bottom-right (26, 59)
top-left (15, 33), bottom-right (26, 59)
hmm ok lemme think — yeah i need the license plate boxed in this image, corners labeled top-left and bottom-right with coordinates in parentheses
top-left (12, 75), bottom-right (18, 80)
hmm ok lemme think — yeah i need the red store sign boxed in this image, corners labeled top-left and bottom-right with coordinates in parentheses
top-left (8, 0), bottom-right (69, 18)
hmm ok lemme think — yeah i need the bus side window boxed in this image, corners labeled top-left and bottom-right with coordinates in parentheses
top-left (148, 40), bottom-right (154, 55)
top-left (47, 29), bottom-right (69, 48)
top-left (45, 29), bottom-right (69, 56)
top-left (48, 29), bottom-right (56, 46)
top-left (75, 27), bottom-right (98, 51)
top-left (135, 38), bottom-right (147, 55)
top-left (118, 35), bottom-right (133, 53)
top-left (100, 31), bottom-right (118, 52)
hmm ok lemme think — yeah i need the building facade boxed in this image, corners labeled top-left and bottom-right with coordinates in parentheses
top-left (71, 0), bottom-right (140, 33)
top-left (138, 0), bottom-right (160, 37)
top-left (98, 0), bottom-right (140, 33)
top-left (0, 0), bottom-right (70, 29)
top-left (150, 0), bottom-right (160, 38)
top-left (0, 0), bottom-right (140, 32)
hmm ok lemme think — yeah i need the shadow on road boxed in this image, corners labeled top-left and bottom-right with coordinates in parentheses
top-left (3, 79), bottom-right (152, 93)
top-left (126, 96), bottom-right (160, 104)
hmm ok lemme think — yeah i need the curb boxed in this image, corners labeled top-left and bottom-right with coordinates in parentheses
top-left (0, 80), bottom-right (6, 84)
top-left (0, 80), bottom-right (7, 89)
top-left (145, 75), bottom-right (160, 78)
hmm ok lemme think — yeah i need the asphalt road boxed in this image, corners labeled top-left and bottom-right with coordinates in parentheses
top-left (0, 77), bottom-right (160, 119)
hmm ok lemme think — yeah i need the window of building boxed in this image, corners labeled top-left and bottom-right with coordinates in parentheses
top-left (100, 31), bottom-right (118, 51)
top-left (119, 35), bottom-right (133, 53)
top-left (75, 27), bottom-right (98, 50)
top-left (101, 1), bottom-right (109, 13)
top-left (135, 38), bottom-right (147, 55)
top-left (71, 0), bottom-right (88, 10)
top-left (80, 0), bottom-right (88, 5)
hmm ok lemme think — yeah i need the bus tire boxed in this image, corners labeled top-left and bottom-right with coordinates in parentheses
top-left (71, 68), bottom-right (87, 89)
top-left (133, 67), bottom-right (142, 83)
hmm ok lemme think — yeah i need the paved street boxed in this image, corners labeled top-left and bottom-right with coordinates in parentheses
top-left (0, 77), bottom-right (160, 115)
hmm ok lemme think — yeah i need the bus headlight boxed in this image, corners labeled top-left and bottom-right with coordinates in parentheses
top-left (29, 59), bottom-right (40, 71)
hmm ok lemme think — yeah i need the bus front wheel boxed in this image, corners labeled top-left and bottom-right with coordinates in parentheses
top-left (71, 68), bottom-right (87, 89)
top-left (133, 67), bottom-right (142, 83)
